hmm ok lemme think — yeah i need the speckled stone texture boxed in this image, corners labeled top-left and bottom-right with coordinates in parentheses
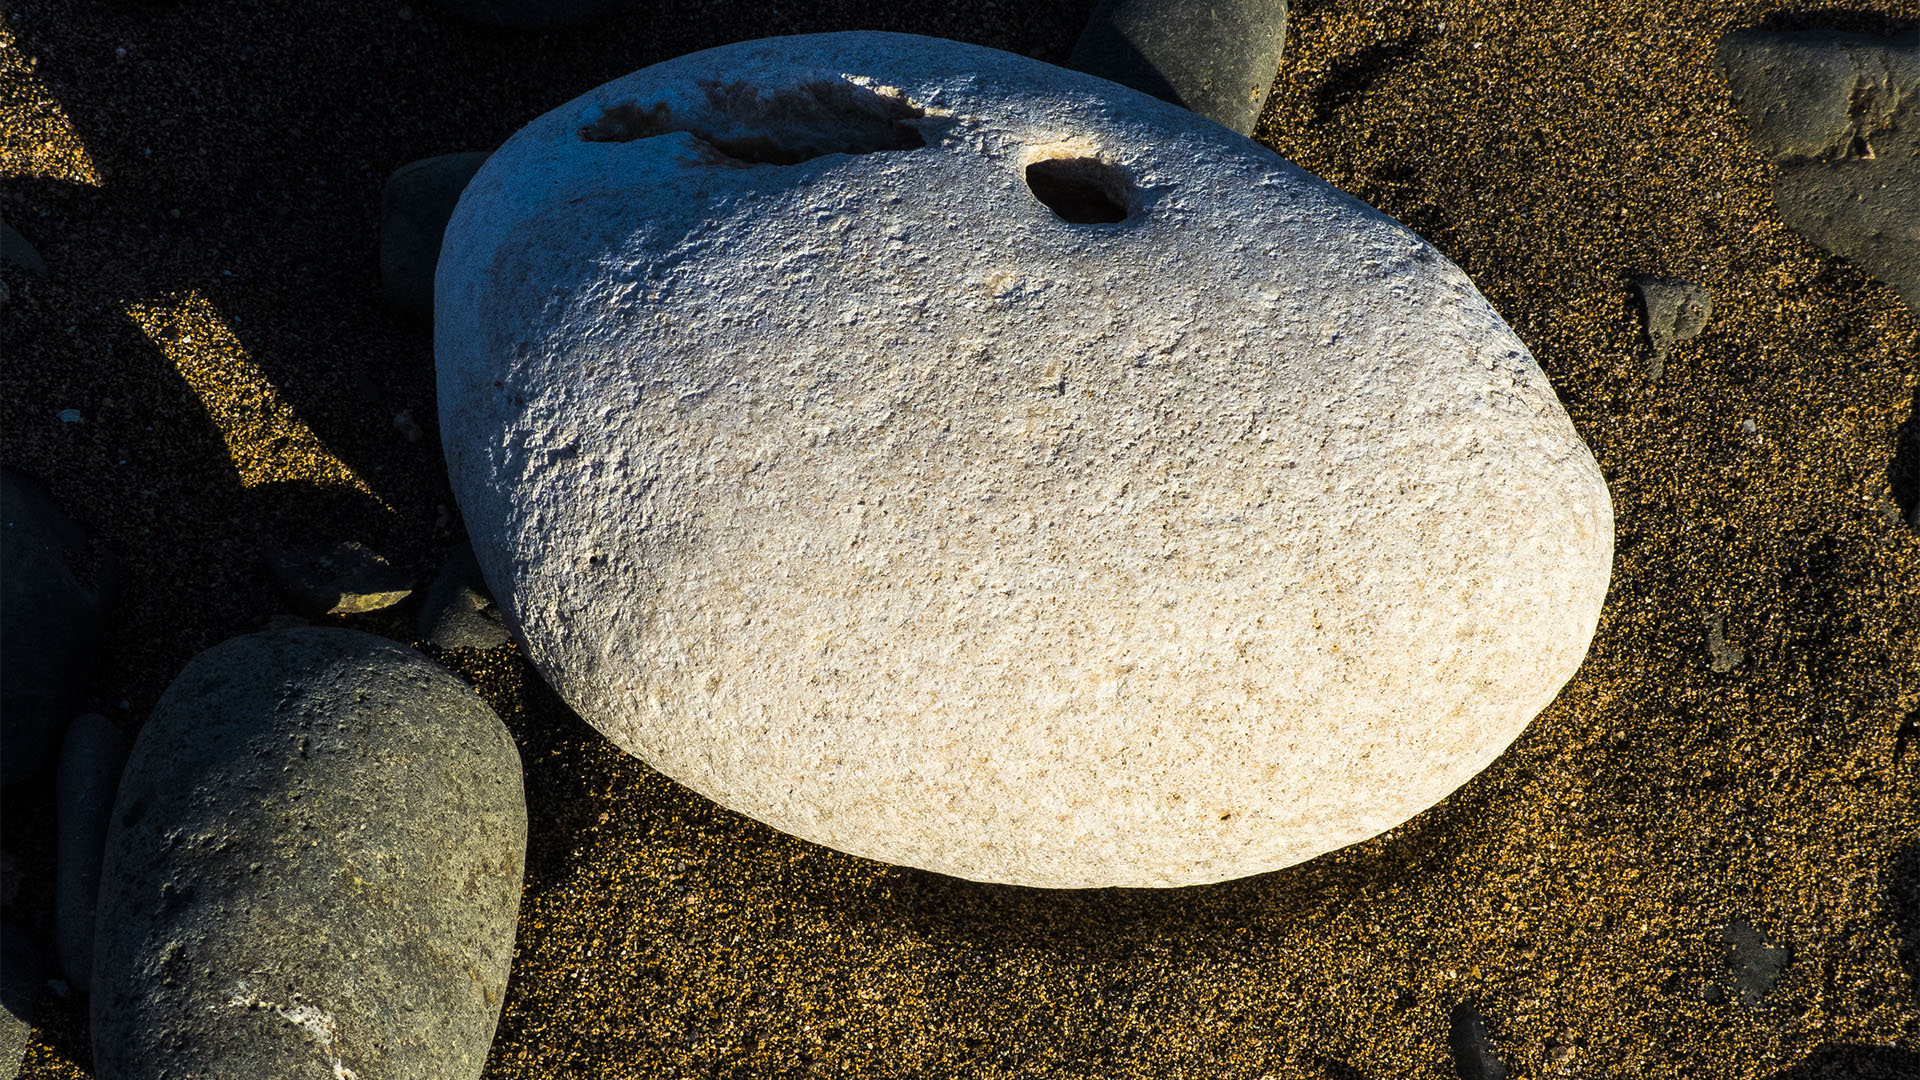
top-left (437, 32), bottom-right (1613, 889)
top-left (91, 629), bottom-right (526, 1080)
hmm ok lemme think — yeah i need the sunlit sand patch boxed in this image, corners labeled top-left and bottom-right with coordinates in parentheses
top-left (0, 25), bottom-right (103, 185)
top-left (125, 291), bottom-right (380, 499)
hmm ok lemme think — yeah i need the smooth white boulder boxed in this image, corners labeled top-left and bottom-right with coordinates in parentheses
top-left (437, 32), bottom-right (1613, 889)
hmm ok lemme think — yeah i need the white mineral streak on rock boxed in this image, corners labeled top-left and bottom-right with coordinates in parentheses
top-left (437, 32), bottom-right (1613, 888)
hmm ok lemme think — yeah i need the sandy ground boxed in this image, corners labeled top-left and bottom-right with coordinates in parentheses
top-left (2, 1), bottom-right (1917, 1077)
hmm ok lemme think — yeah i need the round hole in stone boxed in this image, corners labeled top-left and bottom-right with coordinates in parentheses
top-left (1024, 156), bottom-right (1134, 224)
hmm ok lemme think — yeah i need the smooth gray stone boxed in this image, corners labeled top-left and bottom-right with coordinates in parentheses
top-left (1717, 30), bottom-right (1920, 312)
top-left (0, 923), bottom-right (36, 1080)
top-left (418, 542), bottom-right (510, 651)
top-left (55, 713), bottom-right (129, 996)
top-left (380, 152), bottom-right (492, 323)
top-left (2, 470), bottom-right (113, 785)
top-left (0, 220), bottom-right (47, 276)
top-left (1720, 917), bottom-right (1793, 1007)
top-left (92, 628), bottom-right (527, 1080)
top-left (1068, 0), bottom-right (1288, 135)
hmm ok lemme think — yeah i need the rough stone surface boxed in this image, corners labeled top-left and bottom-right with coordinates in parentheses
top-left (380, 152), bottom-right (492, 323)
top-left (437, 32), bottom-right (1615, 889)
top-left (54, 713), bottom-right (128, 996)
top-left (92, 628), bottom-right (526, 1080)
top-left (265, 539), bottom-right (412, 616)
top-left (1069, 0), bottom-right (1288, 135)
top-left (418, 541), bottom-right (510, 651)
top-left (2, 469), bottom-right (113, 786)
top-left (0, 923), bottom-right (34, 1080)
top-left (1632, 276), bottom-right (1712, 380)
top-left (1717, 30), bottom-right (1920, 312)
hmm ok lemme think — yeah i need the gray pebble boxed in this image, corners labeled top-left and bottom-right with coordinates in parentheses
top-left (1720, 916), bottom-right (1792, 1006)
top-left (1706, 612), bottom-right (1746, 673)
top-left (264, 539), bottom-right (412, 616)
top-left (92, 628), bottom-right (527, 1080)
top-left (418, 542), bottom-right (510, 651)
top-left (1069, 0), bottom-right (1289, 135)
top-left (55, 713), bottom-right (129, 996)
top-left (379, 152), bottom-right (491, 323)
top-left (2, 470), bottom-right (114, 785)
top-left (1632, 276), bottom-right (1712, 380)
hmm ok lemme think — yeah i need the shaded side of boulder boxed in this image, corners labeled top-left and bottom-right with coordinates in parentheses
top-left (54, 713), bottom-right (129, 995)
top-left (1068, 0), bottom-right (1289, 135)
top-left (1, 470), bottom-right (114, 785)
top-left (380, 152), bottom-right (492, 323)
top-left (91, 628), bottom-right (527, 1080)
top-left (1717, 30), bottom-right (1920, 312)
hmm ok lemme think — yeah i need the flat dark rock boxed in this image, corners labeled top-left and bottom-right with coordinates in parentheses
top-left (1633, 276), bottom-right (1713, 380)
top-left (265, 539), bottom-right (412, 616)
top-left (1, 469), bottom-right (113, 785)
top-left (1720, 916), bottom-right (1793, 1006)
top-left (91, 628), bottom-right (527, 1080)
top-left (1717, 30), bottom-right (1920, 312)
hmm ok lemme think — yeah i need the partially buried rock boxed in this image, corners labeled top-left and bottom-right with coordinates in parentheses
top-left (1068, 0), bottom-right (1289, 135)
top-left (1719, 916), bottom-right (1792, 1007)
top-left (55, 713), bottom-right (128, 996)
top-left (1, 923), bottom-right (35, 1080)
top-left (418, 541), bottom-right (510, 651)
top-left (2, 469), bottom-right (114, 785)
top-left (91, 628), bottom-right (526, 1080)
top-left (437, 32), bottom-right (1615, 889)
top-left (1717, 30), bottom-right (1920, 313)
top-left (1448, 1002), bottom-right (1510, 1080)
top-left (265, 539), bottom-right (412, 616)
top-left (380, 152), bottom-right (491, 323)
top-left (1632, 276), bottom-right (1712, 381)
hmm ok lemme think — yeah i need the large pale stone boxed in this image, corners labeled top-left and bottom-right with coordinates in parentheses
top-left (437, 32), bottom-right (1613, 889)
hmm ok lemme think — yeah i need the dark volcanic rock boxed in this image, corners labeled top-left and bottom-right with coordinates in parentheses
top-left (418, 542), bottom-right (510, 651)
top-left (1717, 30), bottom-right (1920, 312)
top-left (1632, 276), bottom-right (1713, 380)
top-left (0, 219), bottom-right (47, 276)
top-left (1, 922), bottom-right (37, 1080)
top-left (1447, 1001), bottom-right (1509, 1080)
top-left (265, 539), bottom-right (412, 616)
top-left (1720, 916), bottom-right (1793, 1006)
top-left (2, 469), bottom-right (114, 785)
top-left (380, 152), bottom-right (491, 323)
top-left (92, 628), bottom-right (527, 1080)
top-left (1069, 0), bottom-right (1289, 135)
top-left (55, 713), bottom-right (129, 995)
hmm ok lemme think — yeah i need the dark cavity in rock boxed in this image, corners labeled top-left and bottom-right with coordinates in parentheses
top-left (1025, 156), bottom-right (1135, 224)
top-left (580, 79), bottom-right (928, 166)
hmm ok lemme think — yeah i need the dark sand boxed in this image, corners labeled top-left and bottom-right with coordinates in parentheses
top-left (3, 1), bottom-right (1917, 1076)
